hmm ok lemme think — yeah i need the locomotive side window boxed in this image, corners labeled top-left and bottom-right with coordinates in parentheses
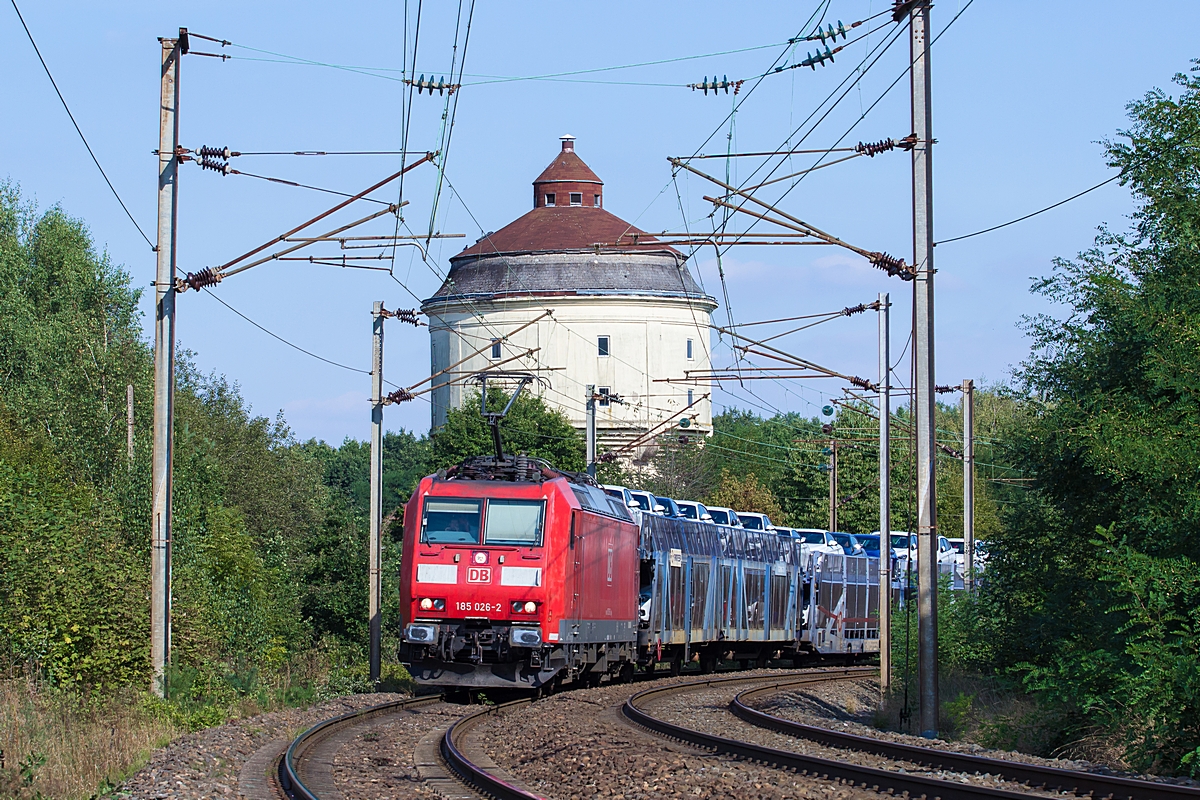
top-left (422, 499), bottom-right (482, 543)
top-left (484, 499), bottom-right (544, 545)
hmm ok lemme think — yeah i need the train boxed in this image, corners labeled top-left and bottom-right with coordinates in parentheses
top-left (397, 453), bottom-right (885, 691)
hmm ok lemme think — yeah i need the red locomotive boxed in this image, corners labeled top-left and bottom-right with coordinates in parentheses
top-left (397, 454), bottom-right (640, 690)
top-left (399, 377), bottom-right (882, 690)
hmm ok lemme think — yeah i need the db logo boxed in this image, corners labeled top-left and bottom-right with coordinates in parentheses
top-left (466, 566), bottom-right (492, 584)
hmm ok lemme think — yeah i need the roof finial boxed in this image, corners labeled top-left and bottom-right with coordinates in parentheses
top-left (560, 134), bottom-right (576, 152)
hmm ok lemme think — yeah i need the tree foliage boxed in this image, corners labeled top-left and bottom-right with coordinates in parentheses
top-left (430, 387), bottom-right (585, 471)
top-left (705, 470), bottom-right (784, 522)
top-left (994, 64), bottom-right (1200, 773)
top-left (0, 183), bottom-right (395, 696)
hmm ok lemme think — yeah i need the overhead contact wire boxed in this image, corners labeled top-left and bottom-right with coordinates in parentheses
top-left (10, 0), bottom-right (155, 250)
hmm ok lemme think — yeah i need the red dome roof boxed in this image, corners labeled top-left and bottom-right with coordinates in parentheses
top-left (452, 137), bottom-right (677, 259)
top-left (533, 139), bottom-right (602, 186)
top-left (453, 206), bottom-right (673, 259)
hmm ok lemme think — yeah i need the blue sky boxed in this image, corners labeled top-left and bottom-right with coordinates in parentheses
top-left (4, 1), bottom-right (1198, 444)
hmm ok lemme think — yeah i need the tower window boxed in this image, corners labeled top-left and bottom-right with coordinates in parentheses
top-left (597, 335), bottom-right (610, 357)
top-left (599, 387), bottom-right (611, 407)
top-left (686, 338), bottom-right (694, 360)
top-left (544, 193), bottom-right (556, 207)
top-left (594, 194), bottom-right (601, 208)
top-left (569, 192), bottom-right (583, 206)
top-left (491, 340), bottom-right (502, 359)
top-left (687, 389), bottom-right (694, 406)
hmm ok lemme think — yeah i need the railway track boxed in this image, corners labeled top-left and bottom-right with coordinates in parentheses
top-left (279, 666), bottom-right (1200, 800)
top-left (441, 698), bottom-right (547, 800)
top-left (279, 693), bottom-right (447, 799)
top-left (279, 691), bottom-right (549, 800)
top-left (624, 671), bottom-right (1200, 800)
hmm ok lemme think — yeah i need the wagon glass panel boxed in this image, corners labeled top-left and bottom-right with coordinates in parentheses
top-left (744, 567), bottom-right (765, 631)
top-left (691, 561), bottom-right (710, 632)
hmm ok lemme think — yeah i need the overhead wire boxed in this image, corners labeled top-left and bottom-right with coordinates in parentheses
top-left (202, 165), bottom-right (396, 204)
top-left (709, 23), bottom-right (909, 255)
top-left (426, 0), bottom-right (477, 246)
top-left (607, 0), bottom-right (835, 260)
top-left (9, 0), bottom-right (155, 250)
top-left (224, 37), bottom-right (810, 88)
top-left (661, 7), bottom-right (907, 421)
top-left (203, 289), bottom-right (368, 375)
top-left (714, 0), bottom-right (978, 258)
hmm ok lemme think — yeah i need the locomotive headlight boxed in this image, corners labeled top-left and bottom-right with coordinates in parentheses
top-left (420, 598), bottom-right (433, 611)
top-left (523, 601), bottom-right (537, 614)
top-left (433, 598), bottom-right (446, 610)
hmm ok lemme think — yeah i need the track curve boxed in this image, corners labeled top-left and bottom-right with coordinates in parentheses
top-left (623, 668), bottom-right (1183, 800)
top-left (732, 682), bottom-right (1200, 800)
top-left (279, 694), bottom-right (443, 799)
top-left (441, 698), bottom-right (548, 800)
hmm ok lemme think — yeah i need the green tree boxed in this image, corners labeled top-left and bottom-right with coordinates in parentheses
top-left (995, 64), bottom-right (1200, 773)
top-left (0, 183), bottom-right (381, 695)
top-left (705, 470), bottom-right (785, 522)
top-left (431, 388), bottom-right (584, 471)
top-left (0, 183), bottom-right (149, 488)
top-left (0, 414), bottom-right (146, 688)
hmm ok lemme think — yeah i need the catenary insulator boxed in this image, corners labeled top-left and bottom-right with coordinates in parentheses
top-left (816, 21), bottom-right (850, 43)
top-left (199, 156), bottom-right (230, 175)
top-left (855, 138), bottom-right (896, 157)
top-left (384, 388), bottom-right (414, 405)
top-left (802, 45), bottom-right (838, 69)
top-left (198, 145), bottom-right (236, 159)
top-left (394, 308), bottom-right (421, 326)
top-left (179, 267), bottom-right (223, 292)
top-left (869, 251), bottom-right (914, 280)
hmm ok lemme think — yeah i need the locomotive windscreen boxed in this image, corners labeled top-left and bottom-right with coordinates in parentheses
top-left (483, 499), bottom-right (544, 545)
top-left (422, 499), bottom-right (482, 543)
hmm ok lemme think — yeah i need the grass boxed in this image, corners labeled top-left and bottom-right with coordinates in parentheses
top-left (874, 668), bottom-right (1084, 761)
top-left (0, 676), bottom-right (179, 800)
top-left (0, 649), bottom-right (415, 800)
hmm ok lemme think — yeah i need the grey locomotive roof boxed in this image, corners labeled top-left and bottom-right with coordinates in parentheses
top-left (422, 251), bottom-right (716, 308)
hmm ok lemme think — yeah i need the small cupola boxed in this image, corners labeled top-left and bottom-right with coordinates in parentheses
top-left (532, 135), bottom-right (603, 209)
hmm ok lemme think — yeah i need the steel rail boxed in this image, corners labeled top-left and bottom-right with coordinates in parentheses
top-left (279, 694), bottom-right (442, 799)
top-left (441, 698), bottom-right (548, 800)
top-left (733, 683), bottom-right (1200, 800)
top-left (621, 670), bottom-right (1057, 800)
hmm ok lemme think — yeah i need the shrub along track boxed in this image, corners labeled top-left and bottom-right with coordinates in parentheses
top-left (624, 672), bottom-right (1200, 800)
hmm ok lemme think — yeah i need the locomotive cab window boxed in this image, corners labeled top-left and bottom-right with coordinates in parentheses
top-left (484, 499), bottom-right (544, 546)
top-left (422, 499), bottom-right (482, 544)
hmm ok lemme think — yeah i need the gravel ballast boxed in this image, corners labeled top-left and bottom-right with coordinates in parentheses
top-left (118, 692), bottom-right (410, 799)
top-left (645, 678), bottom-right (1063, 797)
top-left (754, 677), bottom-right (1200, 789)
top-left (328, 701), bottom-right (468, 799)
top-left (472, 669), bottom-right (885, 800)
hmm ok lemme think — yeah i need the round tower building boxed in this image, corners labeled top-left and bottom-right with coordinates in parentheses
top-left (422, 136), bottom-right (716, 458)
